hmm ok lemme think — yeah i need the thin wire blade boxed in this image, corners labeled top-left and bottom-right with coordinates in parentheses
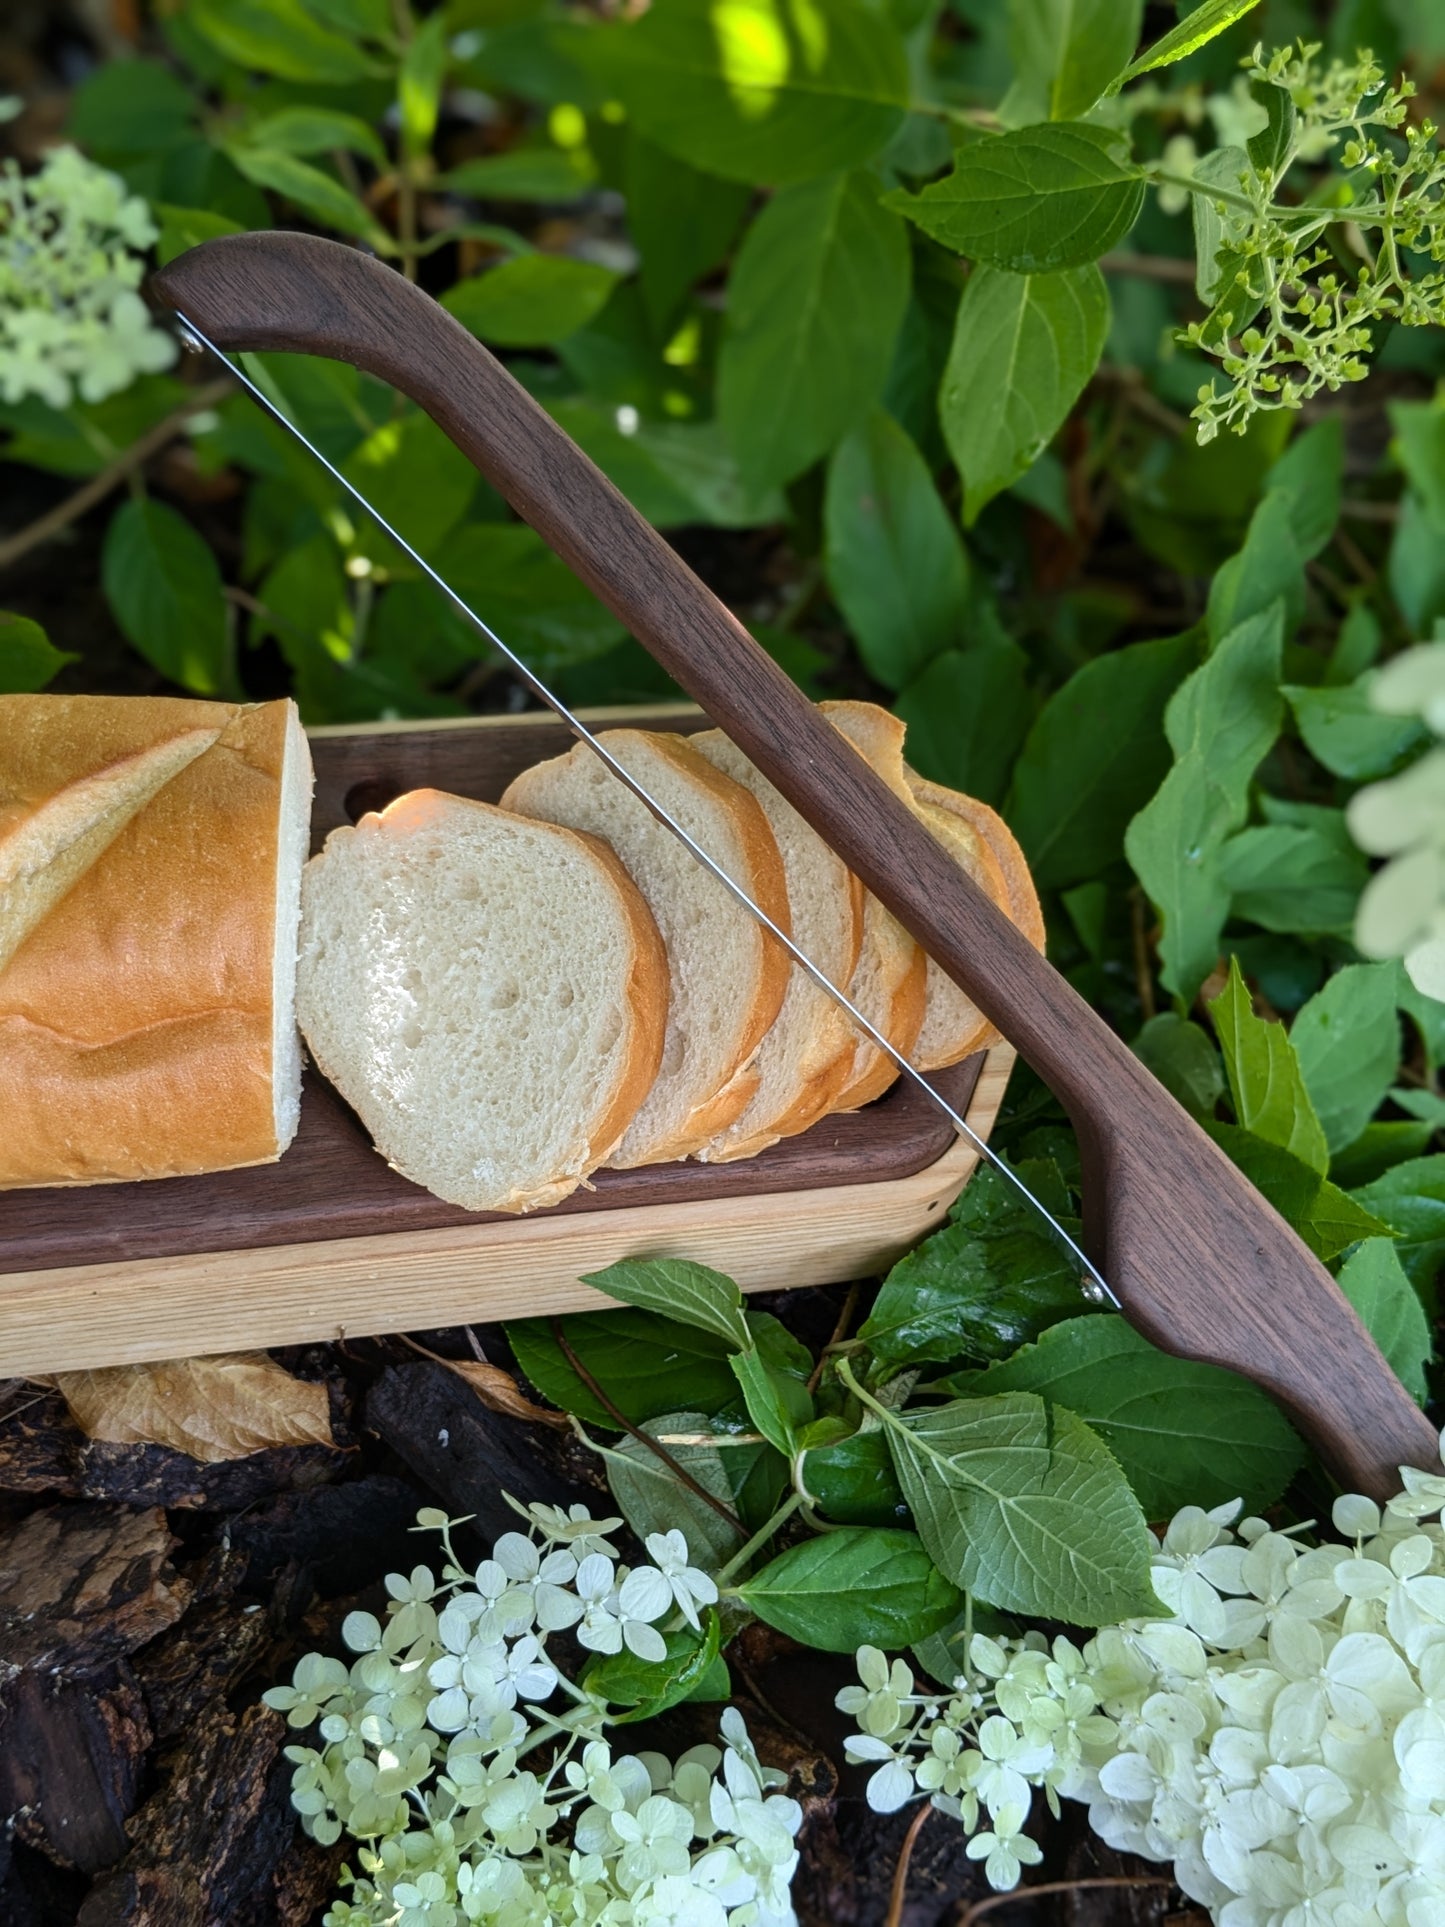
top-left (174, 312), bottom-right (1119, 1311)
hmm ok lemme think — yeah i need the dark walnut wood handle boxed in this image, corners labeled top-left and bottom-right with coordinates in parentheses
top-left (151, 232), bottom-right (1438, 1500)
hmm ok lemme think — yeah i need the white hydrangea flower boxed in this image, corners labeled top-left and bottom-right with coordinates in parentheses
top-left (271, 1511), bottom-right (801, 1927)
top-left (645, 1528), bottom-right (721, 1630)
top-left (0, 146), bottom-right (176, 408)
top-left (1349, 642), bottom-right (1445, 999)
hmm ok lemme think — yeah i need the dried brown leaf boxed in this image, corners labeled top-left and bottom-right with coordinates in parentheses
top-left (39, 1354), bottom-right (334, 1463)
top-left (396, 1335), bottom-right (568, 1429)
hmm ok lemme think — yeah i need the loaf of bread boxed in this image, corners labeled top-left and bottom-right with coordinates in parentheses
top-left (295, 789), bottom-right (670, 1212)
top-left (501, 729), bottom-right (791, 1167)
top-left (0, 695), bottom-right (313, 1188)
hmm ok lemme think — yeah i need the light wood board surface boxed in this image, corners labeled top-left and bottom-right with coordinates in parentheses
top-left (0, 1048), bottom-right (1013, 1375)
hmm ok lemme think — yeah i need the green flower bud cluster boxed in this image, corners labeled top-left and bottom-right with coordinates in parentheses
top-left (263, 1501), bottom-right (802, 1926)
top-left (0, 145), bottom-right (176, 410)
top-left (1185, 46), bottom-right (1445, 444)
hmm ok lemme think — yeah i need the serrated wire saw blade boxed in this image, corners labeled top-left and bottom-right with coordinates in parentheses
top-left (173, 312), bottom-right (1120, 1312)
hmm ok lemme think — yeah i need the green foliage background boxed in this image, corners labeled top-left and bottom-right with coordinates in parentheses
top-left (9, 0), bottom-right (1445, 1628)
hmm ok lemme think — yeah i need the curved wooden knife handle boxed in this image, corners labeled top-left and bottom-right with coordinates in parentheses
top-left (150, 233), bottom-right (1438, 1499)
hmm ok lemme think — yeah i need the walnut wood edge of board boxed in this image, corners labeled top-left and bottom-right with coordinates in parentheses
top-left (151, 231), bottom-right (1439, 1499)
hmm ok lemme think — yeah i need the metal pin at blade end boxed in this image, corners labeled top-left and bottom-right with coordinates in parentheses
top-left (171, 310), bottom-right (1122, 1314)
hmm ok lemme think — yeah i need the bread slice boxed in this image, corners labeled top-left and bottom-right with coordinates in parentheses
top-left (501, 729), bottom-right (790, 1166)
top-left (907, 772), bottom-right (1044, 1065)
top-left (819, 703), bottom-right (927, 1112)
top-left (295, 789), bottom-right (669, 1212)
top-left (0, 695), bottom-right (312, 1189)
top-left (690, 730), bottom-right (864, 1162)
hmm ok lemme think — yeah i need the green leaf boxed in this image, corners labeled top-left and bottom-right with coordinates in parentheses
top-left (1246, 80), bottom-right (1297, 181)
top-left (729, 1348), bottom-right (806, 1457)
top-left (1209, 1122), bottom-right (1389, 1263)
top-left (591, 1412), bottom-right (748, 1568)
top-left (341, 409), bottom-right (480, 566)
top-left (823, 409), bottom-right (968, 690)
top-left (101, 498), bottom-right (231, 697)
top-left (188, 0), bottom-right (383, 81)
top-left (1265, 417), bottom-right (1342, 560)
top-left (400, 11), bottom-right (449, 158)
top-left (717, 169), bottom-right (910, 492)
top-left (1124, 606), bottom-right (1283, 1004)
top-left (1353, 1156), bottom-right (1445, 1300)
top-left (962, 1315), bottom-right (1305, 1515)
top-left (859, 1212), bottom-right (1082, 1368)
top-left (1005, 629), bottom-right (1199, 891)
top-left (883, 1391), bottom-right (1160, 1623)
top-left (1337, 1238), bottom-right (1432, 1403)
top-left (1291, 964), bottom-right (1404, 1158)
top-left (1218, 825), bottom-right (1367, 937)
top-left (0, 613), bottom-right (76, 693)
top-left (1107, 0), bottom-right (1263, 90)
top-left (67, 59), bottom-right (197, 155)
top-left (887, 124), bottom-right (1144, 274)
top-left (799, 1426), bottom-right (910, 1526)
top-left (154, 203), bottom-right (245, 267)
top-left (581, 1258), bottom-right (752, 1351)
top-left (507, 1312), bottom-right (741, 1428)
top-left (625, 134), bottom-right (752, 334)
top-left (1332, 1121), bottom-right (1437, 1191)
top-left (941, 263), bottom-right (1109, 523)
top-left (1207, 491), bottom-right (1305, 643)
top-left (1390, 396), bottom-right (1445, 526)
top-left (1208, 957), bottom-right (1329, 1174)
top-left (737, 1529), bottom-right (960, 1651)
top-left (227, 147), bottom-right (387, 243)
top-left (442, 148), bottom-right (596, 202)
top-left (894, 626), bottom-right (1032, 809)
top-left (1132, 1013), bottom-right (1225, 1120)
top-left (579, 0), bottom-right (909, 186)
top-left (245, 107), bottom-right (386, 166)
top-left (586, 1613), bottom-right (722, 1720)
top-left (1284, 675), bottom-right (1429, 783)
top-left (443, 256), bottom-right (621, 346)
top-left (1005, 0), bottom-right (1144, 124)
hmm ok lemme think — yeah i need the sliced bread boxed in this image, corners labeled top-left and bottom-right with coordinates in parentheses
top-left (501, 729), bottom-right (790, 1166)
top-left (907, 772), bottom-right (1044, 1064)
top-left (295, 789), bottom-right (668, 1212)
top-left (819, 703), bottom-right (928, 1112)
top-left (690, 729), bottom-right (864, 1162)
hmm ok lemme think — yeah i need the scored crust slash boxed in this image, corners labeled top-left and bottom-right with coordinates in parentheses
top-left (0, 693), bottom-right (1040, 1212)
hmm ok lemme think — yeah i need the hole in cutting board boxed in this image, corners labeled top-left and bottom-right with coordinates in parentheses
top-left (344, 778), bottom-right (403, 823)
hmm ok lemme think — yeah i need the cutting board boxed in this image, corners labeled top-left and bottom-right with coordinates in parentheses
top-left (0, 708), bottom-right (1011, 1377)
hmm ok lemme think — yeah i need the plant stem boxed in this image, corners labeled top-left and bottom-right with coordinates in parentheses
top-left (1147, 165), bottom-right (1258, 216)
top-left (553, 1320), bottom-right (744, 1536)
top-left (715, 1492), bottom-right (803, 1586)
top-left (0, 377), bottom-right (232, 572)
top-left (806, 1282), bottom-right (860, 1395)
top-left (886, 1802), bottom-right (934, 1927)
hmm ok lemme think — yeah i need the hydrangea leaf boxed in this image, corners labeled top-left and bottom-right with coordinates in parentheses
top-left (0, 613), bottom-right (75, 693)
top-left (443, 257), bottom-right (622, 348)
top-left (1207, 1122), bottom-right (1389, 1263)
top-left (577, 0), bottom-right (909, 186)
top-left (798, 1426), bottom-right (910, 1527)
top-left (1106, 0), bottom-right (1262, 90)
top-left (508, 1312), bottom-right (741, 1428)
top-left (887, 124), bottom-right (1144, 273)
top-left (1005, 0), bottom-right (1143, 125)
top-left (1005, 628), bottom-right (1200, 890)
top-left (1291, 964), bottom-right (1404, 1158)
top-left (941, 265), bottom-right (1108, 523)
top-left (581, 1258), bottom-right (752, 1352)
top-left (717, 170), bottom-right (911, 492)
top-left (894, 622), bottom-right (1032, 808)
top-left (823, 408), bottom-right (970, 692)
top-left (101, 497), bottom-right (231, 698)
top-left (1209, 958), bottom-right (1330, 1173)
top-left (878, 1390), bottom-right (1161, 1623)
top-left (1352, 1155), bottom-right (1445, 1303)
top-left (1132, 1013), bottom-right (1225, 1121)
top-left (585, 1613), bottom-right (721, 1720)
top-left (956, 1315), bottom-right (1306, 1515)
top-left (737, 1529), bottom-right (960, 1652)
top-left (589, 1411), bottom-right (748, 1569)
top-left (1218, 823), bottom-right (1369, 937)
top-left (1125, 606), bottom-right (1284, 1004)
top-left (1336, 1239), bottom-right (1433, 1403)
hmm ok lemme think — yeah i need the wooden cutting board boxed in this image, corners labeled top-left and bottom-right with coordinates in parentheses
top-left (0, 708), bottom-right (1011, 1376)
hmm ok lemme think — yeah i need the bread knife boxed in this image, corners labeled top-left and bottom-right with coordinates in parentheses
top-left (151, 233), bottom-right (1438, 1498)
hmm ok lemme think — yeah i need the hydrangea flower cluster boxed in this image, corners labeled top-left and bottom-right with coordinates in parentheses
top-left (264, 1501), bottom-right (801, 1926)
top-left (0, 145), bottom-right (176, 409)
top-left (1350, 642), bottom-right (1445, 1002)
top-left (841, 1442), bottom-right (1445, 1924)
